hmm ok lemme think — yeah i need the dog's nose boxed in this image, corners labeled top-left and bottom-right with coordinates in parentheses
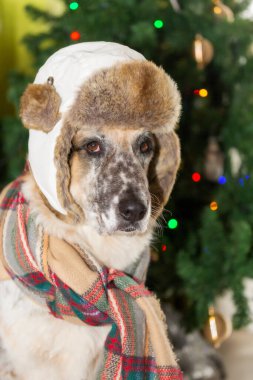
top-left (118, 196), bottom-right (147, 223)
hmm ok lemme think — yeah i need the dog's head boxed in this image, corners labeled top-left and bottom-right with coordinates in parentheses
top-left (20, 43), bottom-right (181, 235)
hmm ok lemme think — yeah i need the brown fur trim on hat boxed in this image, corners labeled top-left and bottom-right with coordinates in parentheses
top-left (20, 83), bottom-right (61, 133)
top-left (69, 60), bottom-right (181, 131)
top-left (53, 60), bottom-right (181, 222)
top-left (149, 131), bottom-right (181, 218)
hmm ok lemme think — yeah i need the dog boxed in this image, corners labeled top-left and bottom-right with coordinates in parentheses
top-left (0, 42), bottom-right (181, 380)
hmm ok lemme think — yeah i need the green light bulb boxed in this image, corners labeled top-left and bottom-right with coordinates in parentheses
top-left (69, 2), bottom-right (79, 11)
top-left (154, 19), bottom-right (164, 29)
top-left (168, 219), bottom-right (178, 229)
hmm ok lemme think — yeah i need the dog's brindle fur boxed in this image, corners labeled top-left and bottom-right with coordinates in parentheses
top-left (70, 127), bottom-right (153, 236)
top-left (0, 61), bottom-right (181, 379)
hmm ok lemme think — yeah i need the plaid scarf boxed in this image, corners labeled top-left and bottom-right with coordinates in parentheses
top-left (0, 177), bottom-right (183, 380)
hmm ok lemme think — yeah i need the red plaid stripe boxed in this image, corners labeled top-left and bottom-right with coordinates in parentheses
top-left (0, 178), bottom-right (26, 210)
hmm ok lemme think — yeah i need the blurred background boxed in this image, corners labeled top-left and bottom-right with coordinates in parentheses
top-left (1, 0), bottom-right (253, 379)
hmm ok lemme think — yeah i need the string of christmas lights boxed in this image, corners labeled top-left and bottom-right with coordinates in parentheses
top-left (68, 4), bottom-right (165, 41)
top-left (161, 171), bottom-right (251, 252)
top-left (69, 2), bottom-right (81, 41)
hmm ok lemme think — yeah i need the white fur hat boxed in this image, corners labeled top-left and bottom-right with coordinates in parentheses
top-left (27, 42), bottom-right (145, 215)
top-left (20, 41), bottom-right (181, 221)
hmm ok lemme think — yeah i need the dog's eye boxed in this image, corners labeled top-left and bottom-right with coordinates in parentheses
top-left (140, 139), bottom-right (153, 154)
top-left (86, 141), bottom-right (101, 154)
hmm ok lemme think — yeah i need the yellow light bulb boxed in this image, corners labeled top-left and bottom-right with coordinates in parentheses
top-left (199, 88), bottom-right (208, 97)
top-left (213, 6), bottom-right (222, 14)
top-left (210, 201), bottom-right (218, 211)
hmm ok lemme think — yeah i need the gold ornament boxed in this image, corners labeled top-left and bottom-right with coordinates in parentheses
top-left (193, 34), bottom-right (214, 69)
top-left (228, 147), bottom-right (242, 177)
top-left (169, 0), bottom-right (181, 12)
top-left (203, 137), bottom-right (224, 181)
top-left (212, 0), bottom-right (234, 22)
top-left (158, 0), bottom-right (169, 9)
top-left (150, 248), bottom-right (159, 262)
top-left (203, 306), bottom-right (232, 348)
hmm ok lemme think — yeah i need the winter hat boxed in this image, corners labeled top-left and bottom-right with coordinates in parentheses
top-left (20, 42), bottom-right (181, 221)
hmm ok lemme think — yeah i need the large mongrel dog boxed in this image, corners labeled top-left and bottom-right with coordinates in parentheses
top-left (0, 42), bottom-right (182, 380)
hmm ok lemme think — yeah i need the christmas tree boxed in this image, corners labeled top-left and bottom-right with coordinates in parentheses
top-left (2, 0), bottom-right (253, 334)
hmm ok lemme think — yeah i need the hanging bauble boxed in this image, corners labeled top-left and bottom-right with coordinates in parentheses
top-left (203, 306), bottom-right (232, 348)
top-left (203, 137), bottom-right (224, 181)
top-left (169, 0), bottom-right (181, 12)
top-left (193, 34), bottom-right (214, 69)
top-left (228, 147), bottom-right (242, 177)
top-left (212, 0), bottom-right (234, 22)
top-left (150, 248), bottom-right (159, 262)
top-left (215, 279), bottom-right (253, 333)
top-left (158, 0), bottom-right (169, 9)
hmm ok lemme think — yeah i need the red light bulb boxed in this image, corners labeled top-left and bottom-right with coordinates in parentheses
top-left (70, 31), bottom-right (81, 41)
top-left (192, 172), bottom-right (201, 182)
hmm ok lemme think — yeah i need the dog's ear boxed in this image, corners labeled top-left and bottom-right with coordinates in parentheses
top-left (148, 131), bottom-right (181, 218)
top-left (19, 77), bottom-right (61, 133)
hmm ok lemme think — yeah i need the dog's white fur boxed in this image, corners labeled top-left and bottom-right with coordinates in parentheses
top-left (0, 173), bottom-right (155, 380)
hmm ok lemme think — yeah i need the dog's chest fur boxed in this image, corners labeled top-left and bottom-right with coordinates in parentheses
top-left (0, 179), bottom-right (153, 380)
top-left (0, 279), bottom-right (110, 380)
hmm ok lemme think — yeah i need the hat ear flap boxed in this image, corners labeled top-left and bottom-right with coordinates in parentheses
top-left (54, 121), bottom-right (84, 224)
top-left (149, 131), bottom-right (181, 218)
top-left (19, 78), bottom-right (61, 133)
